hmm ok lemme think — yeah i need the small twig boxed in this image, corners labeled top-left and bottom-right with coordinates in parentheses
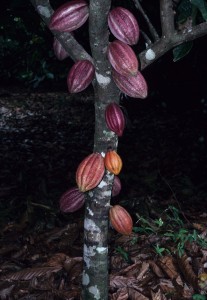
top-left (133, 0), bottom-right (160, 41)
top-left (140, 30), bottom-right (152, 46)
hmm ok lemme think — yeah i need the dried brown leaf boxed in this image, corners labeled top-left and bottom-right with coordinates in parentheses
top-left (110, 275), bottom-right (137, 289)
top-left (46, 252), bottom-right (67, 267)
top-left (1, 266), bottom-right (62, 281)
top-left (177, 254), bottom-right (198, 289)
top-left (117, 261), bottom-right (142, 277)
top-left (110, 287), bottom-right (129, 300)
top-left (159, 278), bottom-right (176, 294)
top-left (151, 289), bottom-right (167, 300)
top-left (128, 287), bottom-right (149, 300)
top-left (110, 255), bottom-right (130, 271)
top-left (137, 261), bottom-right (150, 281)
top-left (159, 255), bottom-right (179, 280)
top-left (149, 260), bottom-right (165, 278)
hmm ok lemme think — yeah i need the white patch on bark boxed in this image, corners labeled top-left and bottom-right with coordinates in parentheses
top-left (82, 271), bottom-right (90, 286)
top-left (88, 191), bottom-right (94, 198)
top-left (84, 218), bottom-right (101, 233)
top-left (104, 190), bottom-right (111, 197)
top-left (145, 49), bottom-right (156, 61)
top-left (103, 130), bottom-right (115, 138)
top-left (96, 247), bottom-right (108, 254)
top-left (84, 244), bottom-right (96, 268)
top-left (87, 207), bottom-right (94, 216)
top-left (101, 152), bottom-right (105, 158)
top-left (98, 180), bottom-right (107, 188)
top-left (106, 172), bottom-right (114, 180)
top-left (37, 6), bottom-right (50, 18)
top-left (95, 73), bottom-right (111, 87)
top-left (89, 285), bottom-right (100, 299)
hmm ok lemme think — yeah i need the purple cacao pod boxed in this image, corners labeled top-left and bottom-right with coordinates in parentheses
top-left (108, 7), bottom-right (139, 45)
top-left (112, 175), bottom-right (121, 197)
top-left (67, 60), bottom-right (95, 93)
top-left (59, 187), bottom-right (85, 213)
top-left (53, 38), bottom-right (69, 61)
top-left (105, 103), bottom-right (125, 136)
top-left (107, 40), bottom-right (138, 77)
top-left (112, 69), bottom-right (148, 99)
top-left (49, 0), bottom-right (89, 32)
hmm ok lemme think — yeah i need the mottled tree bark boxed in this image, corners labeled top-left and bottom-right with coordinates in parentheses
top-left (81, 1), bottom-right (120, 299)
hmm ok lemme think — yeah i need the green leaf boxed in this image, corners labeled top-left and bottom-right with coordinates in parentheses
top-left (192, 294), bottom-right (206, 300)
top-left (177, 0), bottom-right (192, 23)
top-left (173, 41), bottom-right (193, 62)
top-left (191, 0), bottom-right (207, 21)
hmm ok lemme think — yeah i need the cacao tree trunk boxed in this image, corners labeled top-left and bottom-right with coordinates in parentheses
top-left (81, 3), bottom-right (120, 299)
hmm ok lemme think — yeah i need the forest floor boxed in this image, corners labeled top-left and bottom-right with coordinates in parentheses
top-left (0, 88), bottom-right (207, 299)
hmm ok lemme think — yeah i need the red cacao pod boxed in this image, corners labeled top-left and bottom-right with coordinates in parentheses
top-left (107, 40), bottom-right (138, 77)
top-left (108, 7), bottom-right (139, 45)
top-left (112, 69), bottom-right (148, 99)
top-left (112, 175), bottom-right (121, 197)
top-left (53, 38), bottom-right (69, 60)
top-left (105, 102), bottom-right (125, 137)
top-left (104, 150), bottom-right (122, 175)
top-left (109, 205), bottom-right (133, 235)
top-left (67, 60), bottom-right (95, 93)
top-left (76, 153), bottom-right (105, 192)
top-left (49, 0), bottom-right (89, 32)
top-left (59, 187), bottom-right (85, 213)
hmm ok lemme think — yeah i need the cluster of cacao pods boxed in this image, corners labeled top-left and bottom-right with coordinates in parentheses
top-left (50, 1), bottom-right (134, 234)
top-left (107, 7), bottom-right (148, 99)
top-left (50, 1), bottom-right (147, 99)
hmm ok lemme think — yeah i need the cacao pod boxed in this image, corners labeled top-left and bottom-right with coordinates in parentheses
top-left (67, 60), bottom-right (95, 93)
top-left (112, 69), bottom-right (148, 99)
top-left (53, 38), bottom-right (69, 60)
top-left (109, 205), bottom-right (133, 235)
top-left (108, 7), bottom-right (139, 45)
top-left (49, 0), bottom-right (89, 32)
top-left (107, 40), bottom-right (138, 77)
top-left (112, 175), bottom-right (121, 197)
top-left (105, 102), bottom-right (125, 137)
top-left (59, 187), bottom-right (85, 213)
top-left (104, 150), bottom-right (122, 175)
top-left (76, 153), bottom-right (105, 192)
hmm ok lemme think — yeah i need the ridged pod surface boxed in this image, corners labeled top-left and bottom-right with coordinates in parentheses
top-left (112, 69), bottom-right (148, 99)
top-left (49, 0), bottom-right (89, 32)
top-left (108, 7), bottom-right (139, 45)
top-left (104, 150), bottom-right (122, 175)
top-left (112, 175), bottom-right (121, 197)
top-left (109, 205), bottom-right (133, 235)
top-left (105, 102), bottom-right (125, 136)
top-left (67, 60), bottom-right (95, 93)
top-left (53, 38), bottom-right (69, 60)
top-left (59, 187), bottom-right (85, 213)
top-left (107, 40), bottom-right (138, 77)
top-left (76, 153), bottom-right (105, 192)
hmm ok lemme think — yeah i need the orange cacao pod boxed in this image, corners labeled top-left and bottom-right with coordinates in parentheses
top-left (76, 153), bottom-right (105, 192)
top-left (109, 205), bottom-right (133, 235)
top-left (104, 150), bottom-right (122, 175)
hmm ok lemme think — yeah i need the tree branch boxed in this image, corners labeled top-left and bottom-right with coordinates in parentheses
top-left (140, 21), bottom-right (207, 70)
top-left (30, 0), bottom-right (92, 62)
top-left (133, 0), bottom-right (160, 42)
top-left (160, 0), bottom-right (175, 38)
